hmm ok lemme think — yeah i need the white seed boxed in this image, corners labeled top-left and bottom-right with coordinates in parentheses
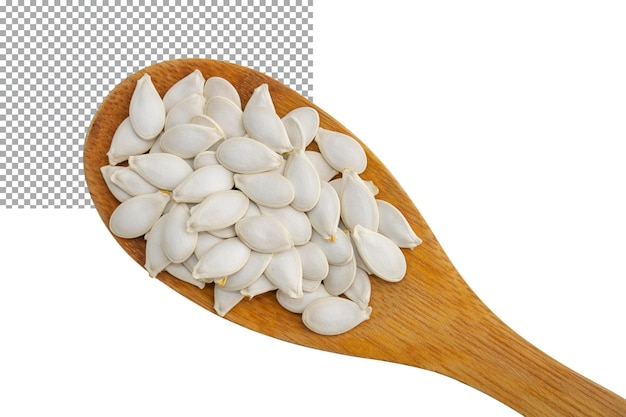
top-left (307, 181), bottom-right (340, 241)
top-left (165, 262), bottom-right (206, 289)
top-left (351, 224), bottom-right (407, 282)
top-left (128, 153), bottom-right (193, 190)
top-left (315, 127), bottom-right (367, 174)
top-left (284, 149), bottom-right (321, 212)
top-left (193, 150), bottom-right (219, 169)
top-left (144, 214), bottom-right (171, 277)
top-left (129, 74), bottom-right (166, 140)
top-left (330, 176), bottom-right (378, 198)
top-left (302, 297), bottom-right (372, 336)
top-left (107, 117), bottom-right (156, 165)
top-left (203, 76), bottom-right (242, 109)
top-left (194, 232), bottom-right (224, 259)
top-left (214, 285), bottom-right (245, 317)
top-left (100, 165), bottom-right (132, 202)
top-left (323, 256), bottom-right (357, 296)
top-left (109, 191), bottom-right (170, 239)
top-left (172, 164), bottom-right (234, 203)
top-left (193, 237), bottom-right (251, 281)
top-left (245, 83), bottom-right (275, 112)
top-left (276, 284), bottom-right (331, 314)
top-left (164, 93), bottom-right (205, 131)
top-left (264, 247), bottom-right (303, 298)
top-left (295, 242), bottom-right (329, 281)
top-left (259, 205), bottom-right (312, 246)
top-left (162, 203), bottom-right (198, 263)
top-left (351, 235), bottom-right (372, 275)
top-left (187, 190), bottom-right (249, 232)
top-left (159, 123), bottom-right (223, 159)
top-left (310, 229), bottom-right (353, 266)
top-left (376, 199), bottom-right (422, 249)
top-left (340, 169), bottom-right (379, 231)
top-left (233, 172), bottom-right (295, 208)
top-left (282, 114), bottom-right (307, 150)
top-left (204, 96), bottom-right (246, 138)
top-left (190, 114), bottom-right (226, 137)
top-left (242, 106), bottom-right (293, 154)
top-left (284, 106), bottom-right (319, 148)
top-left (305, 150), bottom-right (339, 182)
top-left (183, 253), bottom-right (199, 273)
top-left (240, 274), bottom-right (277, 299)
top-left (216, 137), bottom-right (283, 174)
top-left (302, 278), bottom-right (322, 292)
top-left (148, 133), bottom-right (164, 153)
top-left (163, 69), bottom-right (205, 112)
top-left (110, 166), bottom-right (158, 196)
top-left (329, 177), bottom-right (344, 198)
top-left (343, 268), bottom-right (371, 309)
top-left (208, 225), bottom-right (237, 239)
top-left (243, 201), bottom-right (261, 218)
top-left (235, 215), bottom-right (293, 253)
top-left (222, 251), bottom-right (272, 291)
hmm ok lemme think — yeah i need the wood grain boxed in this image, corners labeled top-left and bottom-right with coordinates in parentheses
top-left (84, 58), bottom-right (626, 416)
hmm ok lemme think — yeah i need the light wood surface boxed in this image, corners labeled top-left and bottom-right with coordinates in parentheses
top-left (83, 58), bottom-right (626, 416)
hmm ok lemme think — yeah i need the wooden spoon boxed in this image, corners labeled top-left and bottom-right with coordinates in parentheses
top-left (83, 58), bottom-right (626, 416)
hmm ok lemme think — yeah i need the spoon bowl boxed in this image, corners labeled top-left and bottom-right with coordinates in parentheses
top-left (84, 58), bottom-right (626, 416)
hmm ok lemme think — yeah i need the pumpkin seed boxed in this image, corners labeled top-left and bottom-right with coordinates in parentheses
top-left (129, 74), bottom-right (166, 140)
top-left (163, 69), bottom-right (205, 112)
top-left (258, 205), bottom-right (312, 246)
top-left (214, 285), bottom-right (245, 317)
top-left (128, 153), bottom-right (193, 190)
top-left (315, 127), bottom-right (367, 174)
top-left (233, 172), bottom-right (295, 208)
top-left (276, 284), bottom-right (331, 314)
top-left (340, 169), bottom-right (379, 231)
top-left (351, 224), bottom-right (406, 282)
top-left (222, 251), bottom-right (273, 292)
top-left (283, 148), bottom-right (321, 212)
top-left (172, 164), bottom-right (234, 203)
top-left (165, 262), bottom-right (206, 289)
top-left (187, 190), bottom-right (249, 233)
top-left (307, 181), bottom-right (340, 241)
top-left (164, 93), bottom-right (205, 131)
top-left (216, 136), bottom-right (283, 174)
top-left (144, 214), bottom-right (171, 277)
top-left (159, 123), bottom-right (223, 159)
top-left (376, 199), bottom-right (422, 249)
top-left (204, 96), bottom-right (246, 138)
top-left (100, 165), bottom-right (133, 202)
top-left (193, 237), bottom-right (251, 281)
top-left (242, 105), bottom-right (293, 154)
top-left (203, 76), bottom-right (241, 109)
top-left (235, 215), bottom-right (293, 253)
top-left (343, 267), bottom-right (371, 309)
top-left (240, 274), bottom-right (277, 299)
top-left (109, 191), bottom-right (170, 239)
top-left (107, 117), bottom-right (156, 165)
top-left (323, 256), bottom-right (357, 296)
top-left (302, 297), bottom-right (372, 336)
top-left (162, 203), bottom-right (198, 263)
top-left (264, 247), bottom-right (303, 299)
top-left (110, 166), bottom-right (158, 197)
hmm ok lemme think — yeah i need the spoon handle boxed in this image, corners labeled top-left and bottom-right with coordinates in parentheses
top-left (426, 299), bottom-right (626, 416)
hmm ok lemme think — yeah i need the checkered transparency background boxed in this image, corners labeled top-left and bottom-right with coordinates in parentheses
top-left (0, 1), bottom-right (314, 208)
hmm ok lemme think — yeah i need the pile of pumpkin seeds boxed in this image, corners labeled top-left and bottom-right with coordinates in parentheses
top-left (101, 69), bottom-right (422, 336)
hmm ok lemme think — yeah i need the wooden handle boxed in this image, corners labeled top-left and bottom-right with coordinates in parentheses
top-left (407, 267), bottom-right (626, 416)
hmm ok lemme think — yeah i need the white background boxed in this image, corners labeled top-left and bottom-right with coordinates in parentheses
top-left (1, 1), bottom-right (625, 415)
